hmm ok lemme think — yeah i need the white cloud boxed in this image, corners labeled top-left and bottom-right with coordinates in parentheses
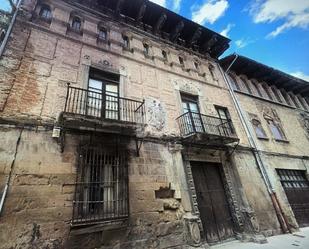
top-left (220, 23), bottom-right (234, 38)
top-left (150, 0), bottom-right (182, 13)
top-left (249, 0), bottom-right (309, 37)
top-left (191, 0), bottom-right (229, 25)
top-left (235, 38), bottom-right (255, 49)
top-left (150, 0), bottom-right (167, 7)
top-left (172, 0), bottom-right (182, 12)
top-left (290, 71), bottom-right (309, 82)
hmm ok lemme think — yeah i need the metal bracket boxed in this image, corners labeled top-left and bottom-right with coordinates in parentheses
top-left (135, 137), bottom-right (143, 157)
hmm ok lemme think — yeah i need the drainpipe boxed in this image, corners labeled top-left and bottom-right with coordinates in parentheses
top-left (0, 0), bottom-right (22, 57)
top-left (0, 127), bottom-right (23, 215)
top-left (218, 54), bottom-right (290, 233)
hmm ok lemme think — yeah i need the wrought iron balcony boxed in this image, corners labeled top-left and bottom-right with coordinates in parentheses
top-left (176, 111), bottom-right (238, 145)
top-left (62, 85), bottom-right (145, 133)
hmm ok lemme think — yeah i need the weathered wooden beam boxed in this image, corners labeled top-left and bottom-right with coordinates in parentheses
top-left (298, 85), bottom-right (309, 94)
top-left (170, 21), bottom-right (184, 42)
top-left (115, 0), bottom-right (125, 15)
top-left (202, 34), bottom-right (217, 52)
top-left (189, 27), bottom-right (202, 47)
top-left (154, 13), bottom-right (167, 33)
top-left (136, 0), bottom-right (147, 23)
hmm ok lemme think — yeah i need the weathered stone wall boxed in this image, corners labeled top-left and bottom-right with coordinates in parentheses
top-left (0, 0), bottom-right (301, 248)
top-left (234, 80), bottom-right (309, 230)
top-left (0, 0), bottom-right (249, 146)
top-left (0, 127), bottom-right (191, 249)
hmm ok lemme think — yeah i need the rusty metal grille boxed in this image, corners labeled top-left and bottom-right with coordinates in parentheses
top-left (277, 169), bottom-right (309, 227)
top-left (72, 146), bottom-right (129, 225)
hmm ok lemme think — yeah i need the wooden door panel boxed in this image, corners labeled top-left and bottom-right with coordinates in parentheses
top-left (191, 162), bottom-right (234, 243)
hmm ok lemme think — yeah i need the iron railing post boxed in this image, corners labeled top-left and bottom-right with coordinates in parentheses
top-left (64, 83), bottom-right (70, 112)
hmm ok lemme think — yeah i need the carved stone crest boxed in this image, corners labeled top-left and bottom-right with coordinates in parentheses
top-left (145, 98), bottom-right (166, 132)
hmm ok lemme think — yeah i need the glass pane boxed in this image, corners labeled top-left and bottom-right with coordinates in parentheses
top-left (189, 102), bottom-right (198, 113)
top-left (106, 84), bottom-right (118, 95)
top-left (88, 79), bottom-right (102, 117)
top-left (270, 122), bottom-right (283, 140)
top-left (105, 83), bottom-right (118, 120)
top-left (89, 79), bottom-right (102, 92)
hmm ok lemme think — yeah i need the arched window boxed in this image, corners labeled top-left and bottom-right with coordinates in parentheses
top-left (240, 77), bottom-right (252, 94)
top-left (251, 81), bottom-right (263, 97)
top-left (72, 16), bottom-right (81, 31)
top-left (261, 84), bottom-right (273, 100)
top-left (267, 119), bottom-right (286, 141)
top-left (98, 27), bottom-right (107, 40)
top-left (39, 4), bottom-right (52, 21)
top-left (271, 86), bottom-right (283, 103)
top-left (252, 119), bottom-right (267, 139)
top-left (228, 74), bottom-right (240, 91)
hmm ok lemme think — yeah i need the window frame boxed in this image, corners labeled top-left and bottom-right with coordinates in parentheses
top-left (266, 118), bottom-right (287, 142)
top-left (251, 118), bottom-right (268, 140)
top-left (39, 4), bottom-right (52, 22)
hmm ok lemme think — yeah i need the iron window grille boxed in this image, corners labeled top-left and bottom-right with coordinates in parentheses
top-left (277, 169), bottom-right (309, 189)
top-left (72, 146), bottom-right (129, 225)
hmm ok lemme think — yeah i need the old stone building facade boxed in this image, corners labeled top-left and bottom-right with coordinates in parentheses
top-left (220, 55), bottom-right (309, 231)
top-left (0, 0), bottom-right (308, 249)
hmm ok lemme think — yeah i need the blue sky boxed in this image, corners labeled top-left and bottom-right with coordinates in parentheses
top-left (153, 0), bottom-right (309, 81)
top-left (1, 0), bottom-right (308, 80)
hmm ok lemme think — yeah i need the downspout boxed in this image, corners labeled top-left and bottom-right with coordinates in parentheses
top-left (218, 54), bottom-right (290, 233)
top-left (0, 127), bottom-right (23, 215)
top-left (0, 0), bottom-right (22, 57)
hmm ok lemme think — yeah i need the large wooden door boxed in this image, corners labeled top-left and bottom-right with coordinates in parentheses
top-left (277, 169), bottom-right (309, 227)
top-left (191, 162), bottom-right (234, 243)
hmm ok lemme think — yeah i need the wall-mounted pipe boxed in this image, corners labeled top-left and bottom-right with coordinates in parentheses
top-left (0, 0), bottom-right (22, 57)
top-left (218, 54), bottom-right (290, 233)
top-left (0, 127), bottom-right (23, 215)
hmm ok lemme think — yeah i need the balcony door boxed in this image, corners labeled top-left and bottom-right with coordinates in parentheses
top-left (87, 70), bottom-right (119, 120)
top-left (215, 106), bottom-right (233, 137)
top-left (181, 94), bottom-right (204, 133)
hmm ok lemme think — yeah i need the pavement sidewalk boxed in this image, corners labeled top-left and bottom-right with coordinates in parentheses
top-left (210, 227), bottom-right (309, 249)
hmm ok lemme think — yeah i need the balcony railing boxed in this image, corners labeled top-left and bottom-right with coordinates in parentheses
top-left (176, 111), bottom-right (237, 139)
top-left (64, 85), bottom-right (145, 124)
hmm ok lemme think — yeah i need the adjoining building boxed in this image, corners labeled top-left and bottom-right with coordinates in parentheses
top-left (0, 1), bottom-right (308, 249)
top-left (220, 54), bottom-right (309, 230)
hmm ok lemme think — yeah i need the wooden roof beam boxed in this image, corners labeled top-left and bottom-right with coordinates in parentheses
top-left (136, 0), bottom-right (148, 23)
top-left (170, 21), bottom-right (184, 42)
top-left (115, 0), bottom-right (125, 15)
top-left (202, 34), bottom-right (217, 53)
top-left (154, 13), bottom-right (167, 33)
top-left (188, 27), bottom-right (202, 47)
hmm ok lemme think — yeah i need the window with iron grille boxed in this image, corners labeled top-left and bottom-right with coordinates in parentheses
top-left (39, 4), bottom-right (52, 21)
top-left (72, 146), bottom-right (129, 225)
top-left (277, 169), bottom-right (309, 189)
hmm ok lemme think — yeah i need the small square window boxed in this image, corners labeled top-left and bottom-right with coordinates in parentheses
top-left (72, 17), bottom-right (81, 31)
top-left (143, 43), bottom-right (149, 55)
top-left (194, 62), bottom-right (199, 70)
top-left (179, 56), bottom-right (184, 66)
top-left (39, 5), bottom-right (52, 21)
top-left (98, 28), bottom-right (107, 40)
top-left (123, 35), bottom-right (129, 49)
top-left (162, 50), bottom-right (167, 60)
